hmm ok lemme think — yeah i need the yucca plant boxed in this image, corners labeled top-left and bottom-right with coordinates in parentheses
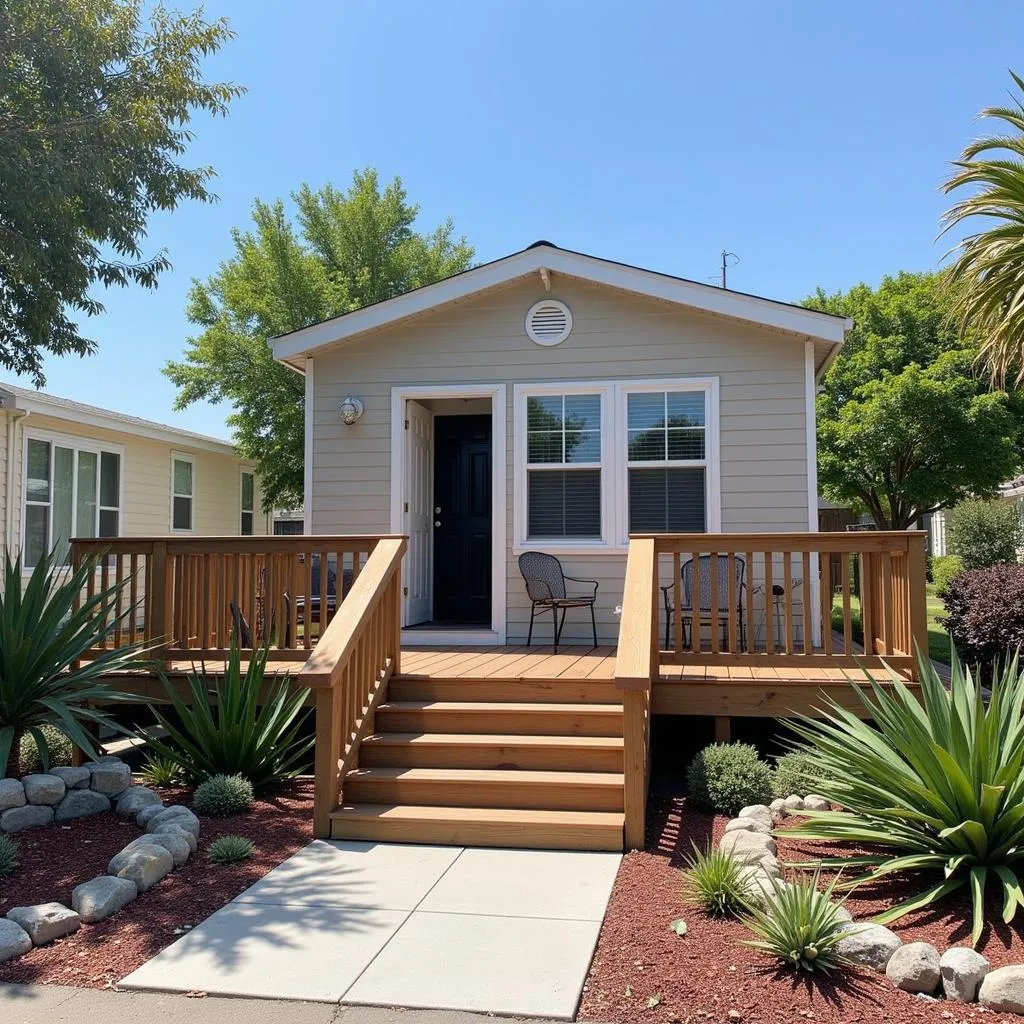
top-left (208, 834), bottom-right (255, 865)
top-left (683, 842), bottom-right (753, 916)
top-left (0, 548), bottom-right (148, 776)
top-left (782, 650), bottom-right (1024, 945)
top-left (139, 751), bottom-right (183, 787)
top-left (742, 866), bottom-right (850, 973)
top-left (144, 639), bottom-right (313, 789)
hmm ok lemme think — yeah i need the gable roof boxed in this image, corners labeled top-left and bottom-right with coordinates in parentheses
top-left (269, 241), bottom-right (852, 370)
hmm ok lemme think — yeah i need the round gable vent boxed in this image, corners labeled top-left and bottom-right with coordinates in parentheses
top-left (525, 300), bottom-right (573, 346)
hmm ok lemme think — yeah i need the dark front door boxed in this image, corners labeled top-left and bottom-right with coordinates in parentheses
top-left (433, 415), bottom-right (491, 624)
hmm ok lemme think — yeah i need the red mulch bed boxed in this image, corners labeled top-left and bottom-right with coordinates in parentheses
top-left (0, 779), bottom-right (313, 990)
top-left (579, 787), bottom-right (1024, 1024)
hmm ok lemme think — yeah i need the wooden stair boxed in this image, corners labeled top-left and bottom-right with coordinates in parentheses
top-left (330, 674), bottom-right (626, 850)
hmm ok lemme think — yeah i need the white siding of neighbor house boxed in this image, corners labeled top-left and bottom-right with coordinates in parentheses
top-left (308, 275), bottom-right (812, 643)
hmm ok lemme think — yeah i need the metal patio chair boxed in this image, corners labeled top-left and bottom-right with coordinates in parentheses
top-left (661, 553), bottom-right (746, 650)
top-left (518, 551), bottom-right (599, 652)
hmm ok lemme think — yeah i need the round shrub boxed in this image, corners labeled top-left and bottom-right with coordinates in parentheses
top-left (931, 554), bottom-right (964, 596)
top-left (948, 499), bottom-right (1022, 570)
top-left (0, 835), bottom-right (19, 877)
top-left (208, 834), bottom-right (255, 865)
top-left (686, 742), bottom-right (772, 815)
top-left (193, 773), bottom-right (254, 817)
top-left (940, 564), bottom-right (1024, 672)
top-left (771, 748), bottom-right (832, 799)
top-left (18, 724), bottom-right (73, 774)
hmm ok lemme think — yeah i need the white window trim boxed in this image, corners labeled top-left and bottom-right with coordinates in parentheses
top-left (240, 468), bottom-right (256, 535)
top-left (170, 452), bottom-right (195, 533)
top-left (21, 428), bottom-right (125, 572)
top-left (513, 377), bottom-right (721, 555)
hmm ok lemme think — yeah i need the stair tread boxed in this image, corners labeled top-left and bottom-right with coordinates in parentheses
top-left (330, 803), bottom-right (625, 826)
top-left (378, 700), bottom-right (622, 713)
top-left (362, 732), bottom-right (624, 748)
top-left (346, 766), bottom-right (624, 786)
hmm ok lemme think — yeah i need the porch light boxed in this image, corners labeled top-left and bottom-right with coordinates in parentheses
top-left (339, 397), bottom-right (364, 425)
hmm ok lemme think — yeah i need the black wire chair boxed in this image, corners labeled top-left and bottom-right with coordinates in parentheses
top-left (660, 554), bottom-right (746, 650)
top-left (517, 551), bottom-right (599, 652)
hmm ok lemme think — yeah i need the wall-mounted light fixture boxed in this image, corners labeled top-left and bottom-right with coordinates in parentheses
top-left (339, 396), bottom-right (364, 425)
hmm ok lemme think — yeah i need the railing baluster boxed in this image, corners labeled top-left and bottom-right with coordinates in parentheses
top-left (764, 551), bottom-right (774, 655)
top-left (802, 551), bottom-right (812, 655)
top-left (727, 552), bottom-right (737, 653)
top-left (782, 551), bottom-right (793, 655)
top-left (672, 550), bottom-right (681, 655)
top-left (691, 550), bottom-right (701, 653)
top-left (820, 550), bottom-right (833, 656)
top-left (841, 554), bottom-right (853, 654)
top-left (709, 549), bottom-right (720, 655)
top-left (745, 550), bottom-right (754, 653)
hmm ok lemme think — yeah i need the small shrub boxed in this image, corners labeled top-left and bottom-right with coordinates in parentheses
top-left (940, 564), bottom-right (1024, 671)
top-left (208, 834), bottom-right (255, 865)
top-left (931, 554), bottom-right (964, 595)
top-left (18, 724), bottom-right (73, 774)
top-left (741, 866), bottom-right (850, 973)
top-left (771, 747), bottom-right (835, 799)
top-left (948, 499), bottom-right (1022, 570)
top-left (0, 835), bottom-right (19, 877)
top-left (140, 752), bottom-right (183, 787)
top-left (686, 742), bottom-right (772, 815)
top-left (193, 773), bottom-right (254, 816)
top-left (683, 842), bottom-right (752, 916)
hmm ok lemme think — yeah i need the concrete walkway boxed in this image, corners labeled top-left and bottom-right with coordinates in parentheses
top-left (118, 841), bottom-right (621, 1020)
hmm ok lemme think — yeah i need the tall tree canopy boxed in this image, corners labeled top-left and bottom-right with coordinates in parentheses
top-left (0, 0), bottom-right (242, 384)
top-left (805, 271), bottom-right (1022, 529)
top-left (165, 170), bottom-right (474, 510)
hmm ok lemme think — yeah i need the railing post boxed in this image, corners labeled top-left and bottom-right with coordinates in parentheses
top-left (149, 540), bottom-right (170, 672)
top-left (907, 533), bottom-right (928, 677)
top-left (313, 686), bottom-right (342, 838)
top-left (392, 571), bottom-right (402, 676)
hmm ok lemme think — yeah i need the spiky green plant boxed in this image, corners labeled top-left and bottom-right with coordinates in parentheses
top-left (0, 548), bottom-right (148, 775)
top-left (741, 866), bottom-right (850, 973)
top-left (144, 639), bottom-right (313, 789)
top-left (683, 842), bottom-right (753, 916)
top-left (208, 834), bottom-right (255, 865)
top-left (194, 773), bottom-right (254, 816)
top-left (782, 650), bottom-right (1024, 946)
top-left (139, 752), bottom-right (183, 787)
top-left (0, 835), bottom-right (19, 877)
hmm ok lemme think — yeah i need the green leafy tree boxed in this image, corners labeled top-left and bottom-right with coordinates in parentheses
top-left (0, 0), bottom-right (242, 384)
top-left (805, 273), bottom-right (1021, 529)
top-left (165, 170), bottom-right (474, 510)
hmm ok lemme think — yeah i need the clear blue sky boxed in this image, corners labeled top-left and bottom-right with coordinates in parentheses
top-left (11, 0), bottom-right (1024, 439)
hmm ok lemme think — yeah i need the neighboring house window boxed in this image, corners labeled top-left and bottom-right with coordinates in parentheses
top-left (171, 455), bottom-right (194, 531)
top-left (23, 435), bottom-right (121, 567)
top-left (240, 471), bottom-right (255, 535)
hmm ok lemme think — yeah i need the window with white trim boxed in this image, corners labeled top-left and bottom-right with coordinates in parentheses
top-left (171, 455), bottom-right (194, 531)
top-left (240, 471), bottom-right (255, 536)
top-left (23, 436), bottom-right (121, 567)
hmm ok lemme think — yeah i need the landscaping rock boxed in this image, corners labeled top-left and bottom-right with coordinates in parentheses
top-left (718, 829), bottom-right (776, 865)
top-left (835, 923), bottom-right (902, 972)
top-left (108, 843), bottom-right (173, 891)
top-left (980, 965), bottom-right (1024, 1013)
top-left (71, 876), bottom-right (138, 923)
top-left (49, 766), bottom-right (91, 789)
top-left (146, 804), bottom-right (200, 839)
top-left (0, 778), bottom-right (26, 810)
top-left (738, 868), bottom-right (785, 906)
top-left (7, 903), bottom-right (81, 945)
top-left (769, 797), bottom-right (787, 817)
top-left (783, 794), bottom-right (805, 813)
top-left (136, 803), bottom-right (166, 828)
top-left (941, 947), bottom-right (990, 1002)
top-left (151, 821), bottom-right (198, 854)
top-left (723, 816), bottom-right (772, 835)
top-left (803, 795), bottom-right (830, 812)
top-left (1, 804), bottom-right (54, 833)
top-left (115, 786), bottom-right (162, 818)
top-left (0, 918), bottom-right (32, 962)
top-left (737, 804), bottom-right (774, 829)
top-left (757, 854), bottom-right (782, 878)
top-left (123, 830), bottom-right (192, 867)
top-left (832, 903), bottom-right (853, 923)
top-left (885, 941), bottom-right (941, 994)
top-left (87, 760), bottom-right (131, 797)
top-left (22, 773), bottom-right (65, 806)
top-left (54, 789), bottom-right (111, 821)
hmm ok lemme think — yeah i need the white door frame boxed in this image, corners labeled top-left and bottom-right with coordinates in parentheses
top-left (390, 383), bottom-right (507, 644)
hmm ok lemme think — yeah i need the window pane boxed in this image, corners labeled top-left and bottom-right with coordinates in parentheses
top-left (241, 472), bottom-right (254, 512)
top-left (25, 504), bottom-right (48, 568)
top-left (241, 510), bottom-right (254, 536)
top-left (667, 391), bottom-right (705, 427)
top-left (527, 469), bottom-right (601, 538)
top-left (667, 428), bottom-right (705, 460)
top-left (627, 392), bottom-right (666, 430)
top-left (527, 432), bottom-right (563, 463)
top-left (100, 452), bottom-right (119, 507)
top-left (527, 395), bottom-right (562, 431)
top-left (628, 467), bottom-right (706, 532)
top-left (566, 429), bottom-right (600, 463)
top-left (173, 459), bottom-right (192, 496)
top-left (99, 509), bottom-right (119, 537)
top-left (52, 446), bottom-right (74, 563)
top-left (564, 394), bottom-right (600, 432)
top-left (628, 428), bottom-right (667, 462)
top-left (26, 439), bottom-right (50, 502)
top-left (76, 450), bottom-right (98, 538)
top-left (173, 495), bottom-right (192, 531)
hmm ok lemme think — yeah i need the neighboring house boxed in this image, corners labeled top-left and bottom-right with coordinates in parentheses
top-left (929, 475), bottom-right (1024, 557)
top-left (0, 383), bottom-right (268, 570)
top-left (270, 241), bottom-right (851, 646)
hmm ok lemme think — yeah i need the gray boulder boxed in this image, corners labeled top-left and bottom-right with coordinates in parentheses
top-left (7, 903), bottom-right (81, 945)
top-left (0, 778), bottom-right (26, 810)
top-left (757, 853), bottom-right (782, 878)
top-left (723, 816), bottom-right (771, 835)
top-left (980, 965), bottom-right (1024, 1013)
top-left (0, 918), bottom-right (32, 962)
top-left (122, 830), bottom-right (192, 868)
top-left (54, 789), bottom-right (111, 821)
top-left (115, 786), bottom-right (162, 818)
top-left (737, 804), bottom-right (774, 829)
top-left (835, 923), bottom-right (902, 972)
top-left (87, 760), bottom-right (132, 797)
top-left (22, 773), bottom-right (65, 806)
top-left (783, 794), bottom-right (805, 812)
top-left (50, 766), bottom-right (91, 790)
top-left (941, 947), bottom-right (990, 1002)
top-left (832, 903), bottom-right (853, 923)
top-left (146, 805), bottom-right (200, 839)
top-left (136, 802), bottom-right (166, 828)
top-left (108, 843), bottom-right (173, 892)
top-left (1, 804), bottom-right (54, 833)
top-left (71, 876), bottom-right (138, 923)
top-left (769, 797), bottom-right (787, 817)
top-left (718, 828), bottom-right (776, 865)
top-left (151, 821), bottom-right (198, 854)
top-left (803, 795), bottom-right (830, 812)
top-left (885, 941), bottom-right (941, 994)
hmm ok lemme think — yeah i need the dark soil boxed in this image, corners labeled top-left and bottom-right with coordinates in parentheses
top-left (0, 779), bottom-right (313, 989)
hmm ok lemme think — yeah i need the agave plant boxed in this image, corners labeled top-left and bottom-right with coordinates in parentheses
top-left (683, 842), bottom-right (753, 917)
top-left (145, 640), bottom-right (313, 789)
top-left (781, 650), bottom-right (1024, 945)
top-left (0, 547), bottom-right (147, 776)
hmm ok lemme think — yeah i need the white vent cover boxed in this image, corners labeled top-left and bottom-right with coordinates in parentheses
top-left (525, 300), bottom-right (572, 346)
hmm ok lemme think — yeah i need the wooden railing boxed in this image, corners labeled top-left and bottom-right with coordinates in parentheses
top-left (297, 537), bottom-right (406, 838)
top-left (69, 535), bottom-right (403, 664)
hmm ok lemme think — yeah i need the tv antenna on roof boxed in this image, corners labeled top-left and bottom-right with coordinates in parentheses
top-left (718, 250), bottom-right (740, 289)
